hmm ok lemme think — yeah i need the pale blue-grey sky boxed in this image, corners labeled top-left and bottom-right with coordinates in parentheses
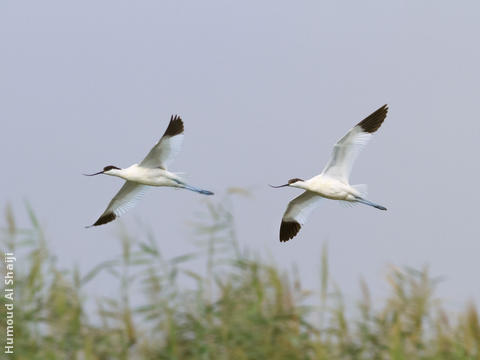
top-left (1, 1), bottom-right (479, 307)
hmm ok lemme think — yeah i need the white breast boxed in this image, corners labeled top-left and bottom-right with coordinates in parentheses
top-left (306, 176), bottom-right (353, 200)
top-left (120, 165), bottom-right (179, 187)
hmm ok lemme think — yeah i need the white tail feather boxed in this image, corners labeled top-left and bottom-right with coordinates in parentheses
top-left (339, 200), bottom-right (358, 208)
top-left (352, 184), bottom-right (368, 197)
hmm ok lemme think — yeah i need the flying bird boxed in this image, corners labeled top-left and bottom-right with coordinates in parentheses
top-left (85, 115), bottom-right (213, 227)
top-left (270, 105), bottom-right (389, 242)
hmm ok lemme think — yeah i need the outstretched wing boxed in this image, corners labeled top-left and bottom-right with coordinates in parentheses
top-left (279, 191), bottom-right (322, 242)
top-left (88, 181), bottom-right (147, 227)
top-left (321, 105), bottom-right (388, 183)
top-left (140, 115), bottom-right (184, 169)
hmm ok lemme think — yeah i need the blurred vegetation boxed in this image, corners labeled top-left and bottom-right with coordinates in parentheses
top-left (1, 198), bottom-right (479, 360)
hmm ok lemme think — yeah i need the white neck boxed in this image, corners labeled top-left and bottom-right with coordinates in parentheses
top-left (105, 164), bottom-right (141, 180)
top-left (290, 181), bottom-right (307, 190)
top-left (104, 168), bottom-right (124, 178)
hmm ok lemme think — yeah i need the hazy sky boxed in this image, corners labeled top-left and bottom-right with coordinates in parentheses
top-left (1, 1), bottom-right (479, 308)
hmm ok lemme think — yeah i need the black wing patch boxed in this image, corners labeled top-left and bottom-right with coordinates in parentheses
top-left (357, 104), bottom-right (388, 134)
top-left (91, 212), bottom-right (116, 227)
top-left (280, 221), bottom-right (301, 242)
top-left (163, 115), bottom-right (184, 137)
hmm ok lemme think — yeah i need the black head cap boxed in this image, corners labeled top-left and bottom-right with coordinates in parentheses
top-left (288, 178), bottom-right (304, 184)
top-left (103, 165), bottom-right (120, 172)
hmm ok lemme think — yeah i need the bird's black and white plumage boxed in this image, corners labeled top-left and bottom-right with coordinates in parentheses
top-left (272, 105), bottom-right (389, 242)
top-left (140, 115), bottom-right (185, 169)
top-left (86, 115), bottom-right (213, 227)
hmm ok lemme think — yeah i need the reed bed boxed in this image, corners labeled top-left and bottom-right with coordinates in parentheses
top-left (1, 200), bottom-right (479, 359)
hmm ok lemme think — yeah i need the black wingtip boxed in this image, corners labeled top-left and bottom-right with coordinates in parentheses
top-left (163, 115), bottom-right (184, 137)
top-left (357, 104), bottom-right (388, 133)
top-left (279, 220), bottom-right (301, 242)
top-left (88, 212), bottom-right (116, 227)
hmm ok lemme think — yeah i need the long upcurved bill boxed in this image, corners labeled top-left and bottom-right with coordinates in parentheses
top-left (268, 183), bottom-right (289, 188)
top-left (83, 171), bottom-right (104, 176)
